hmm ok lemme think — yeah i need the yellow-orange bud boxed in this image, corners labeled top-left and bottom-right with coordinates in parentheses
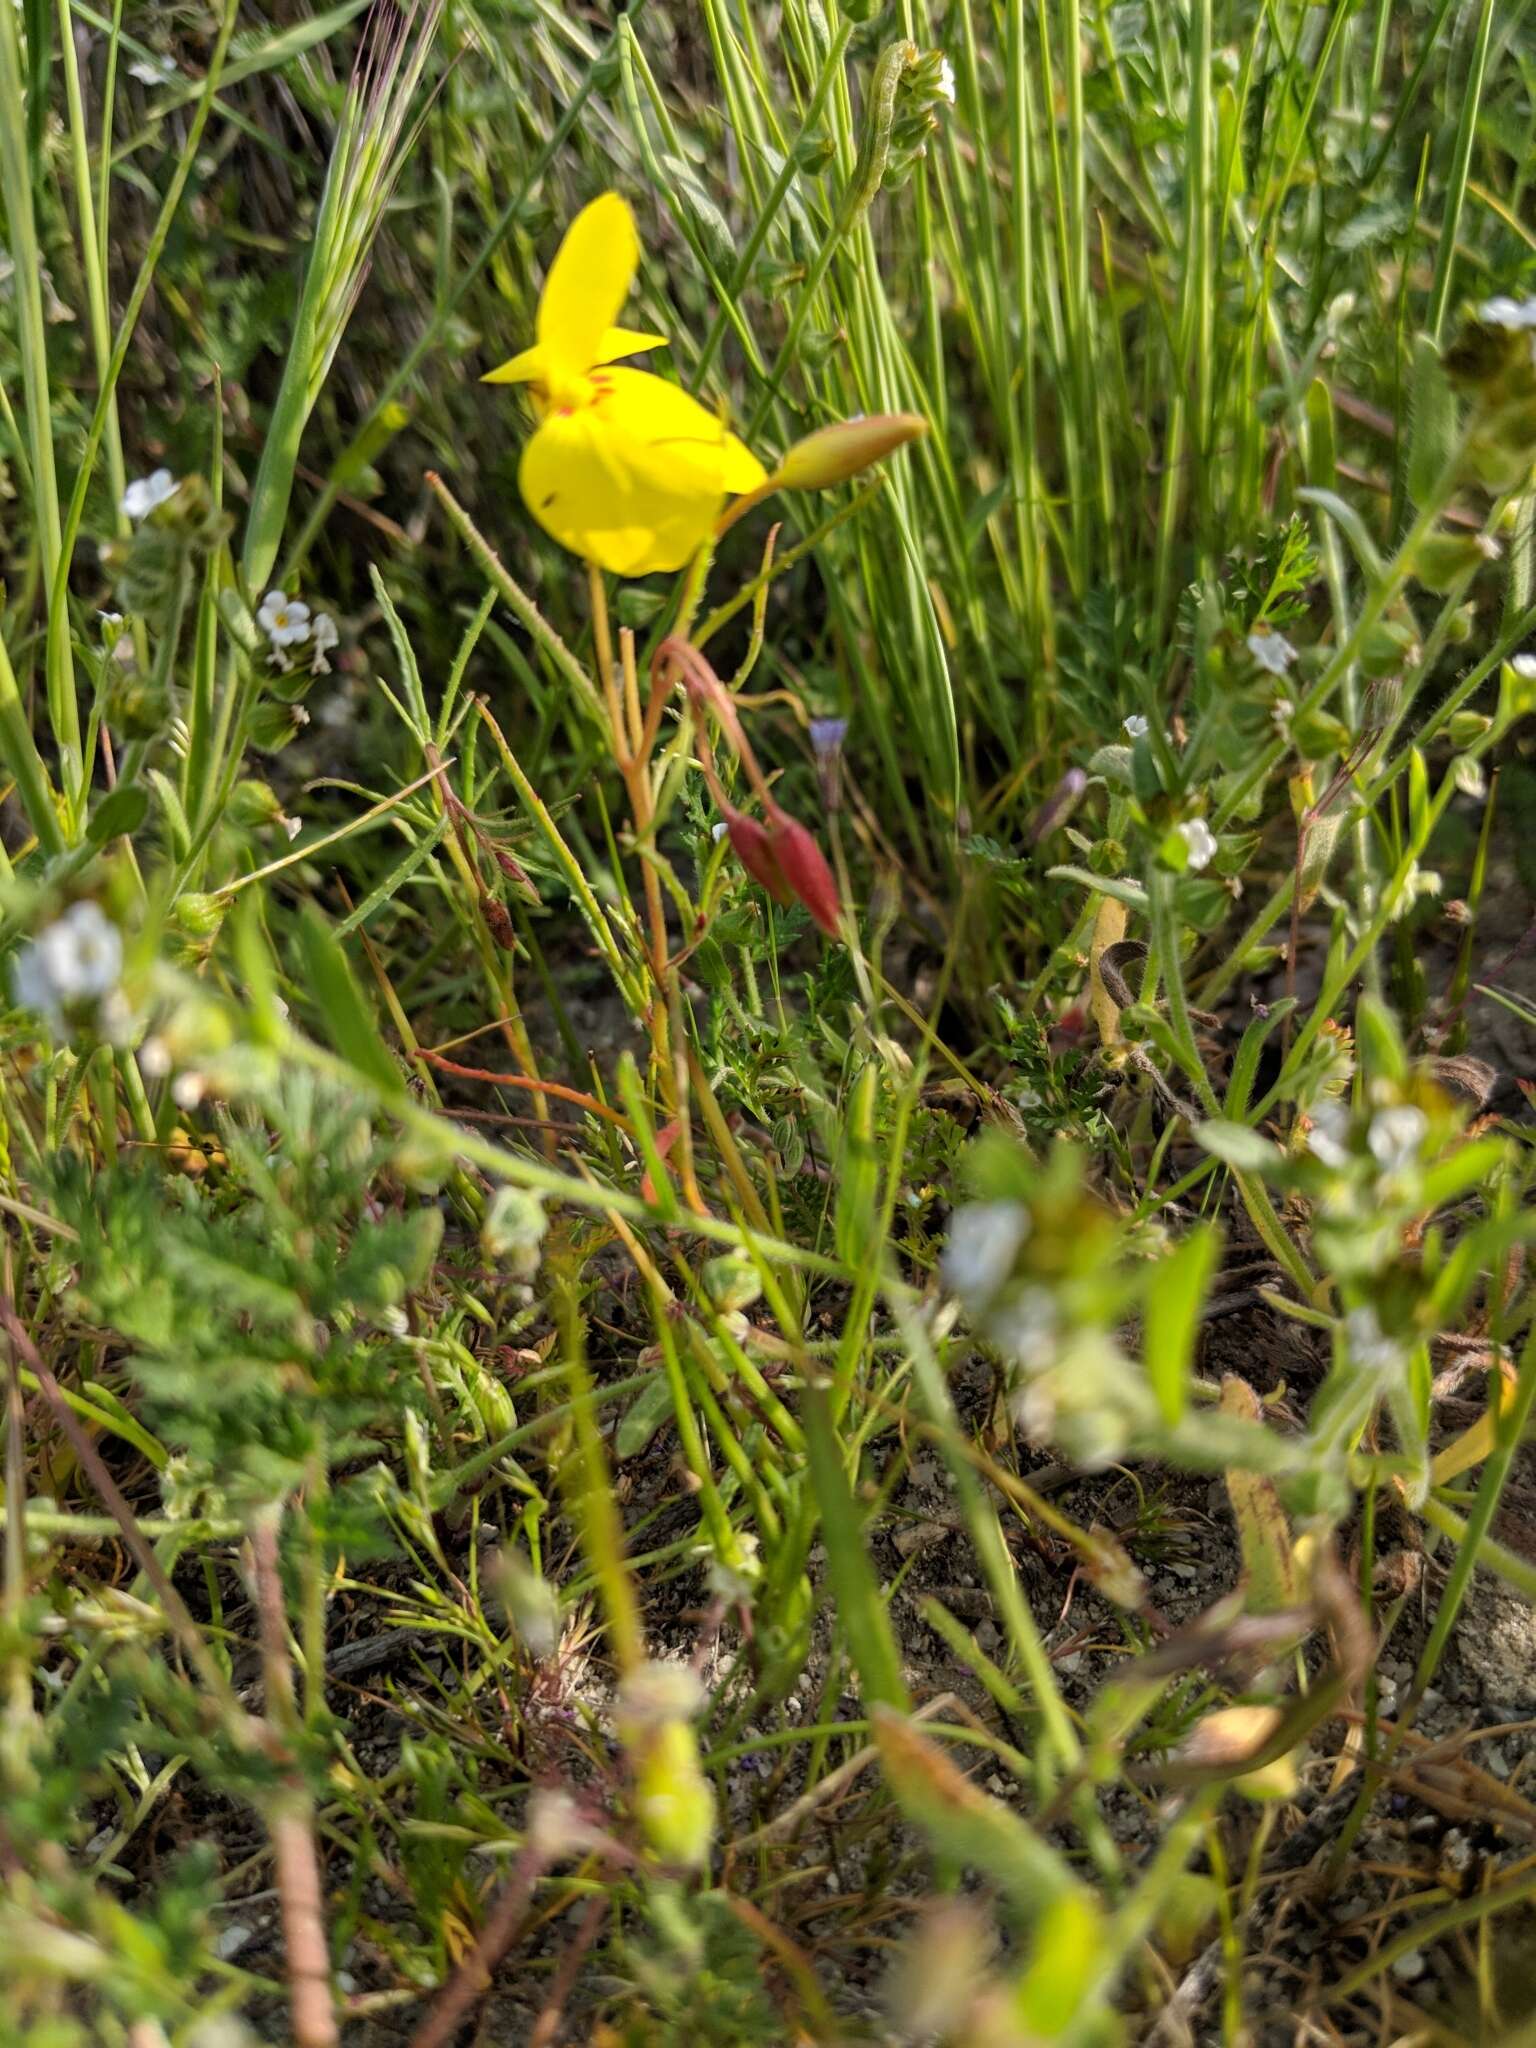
top-left (769, 413), bottom-right (929, 492)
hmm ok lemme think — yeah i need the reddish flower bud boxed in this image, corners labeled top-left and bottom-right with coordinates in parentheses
top-left (765, 805), bottom-right (843, 938)
top-left (721, 807), bottom-right (794, 905)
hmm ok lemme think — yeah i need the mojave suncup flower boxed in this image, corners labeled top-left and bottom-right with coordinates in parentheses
top-left (483, 192), bottom-right (766, 576)
top-left (485, 191), bottom-right (927, 577)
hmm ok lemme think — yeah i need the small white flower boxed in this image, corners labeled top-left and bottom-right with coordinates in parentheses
top-left (1512, 653), bottom-right (1536, 680)
top-left (1480, 295), bottom-right (1536, 331)
top-left (308, 612), bottom-right (339, 673)
top-left (171, 1070), bottom-right (206, 1111)
top-left (257, 589), bottom-right (312, 648)
top-left (1177, 818), bottom-right (1218, 871)
top-left (12, 902), bottom-right (124, 1036)
top-left (1306, 1100), bottom-right (1352, 1170)
top-left (98, 611), bottom-right (124, 629)
top-left (942, 1200), bottom-right (1030, 1306)
top-left (989, 1284), bottom-right (1056, 1370)
top-left (711, 821), bottom-right (730, 842)
top-left (1246, 629), bottom-right (1297, 675)
top-left (37, 902), bottom-right (123, 1003)
top-left (282, 814), bottom-right (303, 842)
top-left (1367, 1104), bottom-right (1427, 1175)
top-left (120, 468), bottom-right (177, 521)
top-left (128, 53), bottom-right (178, 84)
top-left (935, 56), bottom-right (956, 104)
top-left (1345, 1305), bottom-right (1404, 1378)
top-left (1123, 713), bottom-right (1150, 739)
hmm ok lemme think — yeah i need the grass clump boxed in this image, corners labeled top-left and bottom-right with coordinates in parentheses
top-left (3, 0), bottom-right (1536, 2042)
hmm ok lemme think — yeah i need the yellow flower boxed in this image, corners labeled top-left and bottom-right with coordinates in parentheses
top-left (484, 193), bottom-right (766, 578)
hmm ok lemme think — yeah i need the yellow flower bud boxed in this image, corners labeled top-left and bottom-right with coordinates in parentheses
top-left (769, 412), bottom-right (929, 492)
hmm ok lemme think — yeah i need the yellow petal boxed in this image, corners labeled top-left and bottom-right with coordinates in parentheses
top-left (481, 342), bottom-right (548, 386)
top-left (538, 193), bottom-right (641, 378)
top-left (597, 367), bottom-right (768, 495)
top-left (519, 403), bottom-right (722, 578)
top-left (593, 326), bottom-right (669, 365)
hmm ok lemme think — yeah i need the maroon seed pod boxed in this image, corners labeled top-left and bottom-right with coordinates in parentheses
top-left (723, 807), bottom-right (794, 906)
top-left (764, 805), bottom-right (843, 938)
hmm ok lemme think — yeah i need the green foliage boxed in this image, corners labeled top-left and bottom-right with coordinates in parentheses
top-left (2, 0), bottom-right (1536, 2040)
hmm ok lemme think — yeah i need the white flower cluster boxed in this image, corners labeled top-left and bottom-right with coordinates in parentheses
top-left (256, 590), bottom-right (340, 675)
top-left (12, 902), bottom-right (123, 1037)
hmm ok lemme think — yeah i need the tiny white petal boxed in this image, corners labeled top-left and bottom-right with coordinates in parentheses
top-left (936, 56), bottom-right (956, 104)
top-left (1481, 295), bottom-right (1536, 331)
top-left (1512, 653), bottom-right (1536, 680)
top-left (1305, 1100), bottom-right (1351, 1168)
top-left (1246, 629), bottom-right (1297, 675)
top-left (1367, 1104), bottom-right (1427, 1174)
top-left (1122, 713), bottom-right (1150, 739)
top-left (1177, 819), bottom-right (1218, 871)
top-left (942, 1200), bottom-right (1030, 1305)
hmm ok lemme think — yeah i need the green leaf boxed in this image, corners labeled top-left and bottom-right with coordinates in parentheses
top-left (834, 1060), bottom-right (881, 1268)
top-left (615, 1372), bottom-right (676, 1461)
top-left (872, 1706), bottom-right (1082, 1925)
top-left (297, 904), bottom-right (405, 1099)
top-left (1143, 1223), bottom-right (1221, 1426)
top-left (1045, 866), bottom-right (1149, 910)
top-left (1224, 999), bottom-right (1296, 1120)
top-left (1405, 332), bottom-right (1457, 510)
top-left (87, 783), bottom-right (149, 845)
top-left (22, 0), bottom-right (50, 169)
top-left (1297, 487), bottom-right (1384, 584)
top-left (1304, 379), bottom-right (1335, 492)
top-left (1194, 1119), bottom-right (1282, 1173)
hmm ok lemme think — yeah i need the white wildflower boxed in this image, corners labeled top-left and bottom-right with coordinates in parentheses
top-left (1512, 653), bottom-right (1536, 680)
top-left (936, 56), bottom-right (956, 104)
top-left (1367, 1104), bottom-right (1427, 1175)
top-left (1480, 296), bottom-right (1536, 331)
top-left (12, 902), bottom-right (124, 1036)
top-left (1177, 818), bottom-right (1218, 871)
top-left (1345, 1305), bottom-right (1404, 1378)
top-left (139, 1036), bottom-right (172, 1079)
top-left (942, 1200), bottom-right (1029, 1306)
top-left (1123, 713), bottom-right (1150, 739)
top-left (257, 590), bottom-right (312, 649)
top-left (171, 1071), bottom-right (206, 1112)
top-left (308, 611), bottom-right (339, 673)
top-left (120, 469), bottom-right (177, 521)
top-left (1305, 1100), bottom-right (1352, 1169)
top-left (1246, 628), bottom-right (1297, 676)
top-left (128, 54), bottom-right (178, 84)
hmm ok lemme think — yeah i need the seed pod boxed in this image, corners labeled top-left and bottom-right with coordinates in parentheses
top-left (722, 806), bottom-right (794, 905)
top-left (764, 805), bottom-right (843, 937)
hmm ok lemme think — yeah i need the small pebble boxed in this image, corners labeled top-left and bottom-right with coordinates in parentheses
top-left (213, 1925), bottom-right (254, 1962)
